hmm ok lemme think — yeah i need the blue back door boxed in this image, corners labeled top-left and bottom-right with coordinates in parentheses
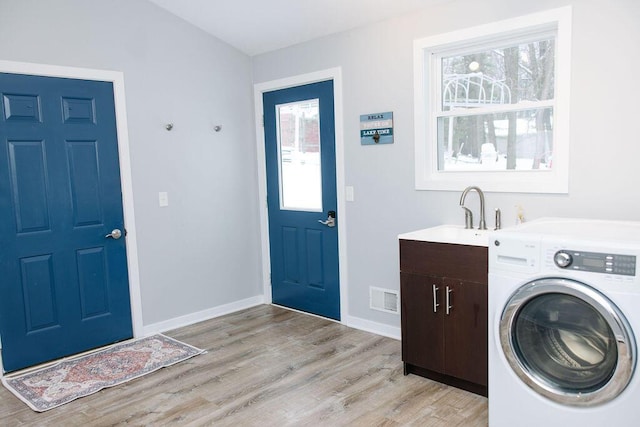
top-left (263, 80), bottom-right (340, 320)
top-left (0, 73), bottom-right (132, 372)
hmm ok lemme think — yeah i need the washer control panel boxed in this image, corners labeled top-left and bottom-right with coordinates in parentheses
top-left (554, 250), bottom-right (636, 276)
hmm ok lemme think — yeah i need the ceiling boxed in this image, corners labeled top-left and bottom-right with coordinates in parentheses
top-left (148, 0), bottom-right (448, 56)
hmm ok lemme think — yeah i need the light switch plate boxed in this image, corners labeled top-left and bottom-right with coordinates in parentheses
top-left (345, 186), bottom-right (354, 202)
top-left (158, 191), bottom-right (169, 207)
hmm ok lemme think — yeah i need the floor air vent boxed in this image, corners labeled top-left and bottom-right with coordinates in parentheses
top-left (370, 287), bottom-right (399, 314)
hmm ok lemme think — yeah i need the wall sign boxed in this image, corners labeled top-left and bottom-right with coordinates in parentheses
top-left (360, 112), bottom-right (393, 145)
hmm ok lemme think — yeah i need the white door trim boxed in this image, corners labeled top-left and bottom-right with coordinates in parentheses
top-left (0, 60), bottom-right (144, 374)
top-left (253, 67), bottom-right (348, 322)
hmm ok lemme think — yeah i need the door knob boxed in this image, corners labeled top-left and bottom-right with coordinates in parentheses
top-left (318, 210), bottom-right (336, 228)
top-left (105, 229), bottom-right (122, 239)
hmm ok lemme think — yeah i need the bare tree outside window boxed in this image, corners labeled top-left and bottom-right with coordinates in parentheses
top-left (437, 37), bottom-right (555, 171)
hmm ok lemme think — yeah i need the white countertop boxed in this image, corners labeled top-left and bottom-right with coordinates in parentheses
top-left (398, 224), bottom-right (490, 247)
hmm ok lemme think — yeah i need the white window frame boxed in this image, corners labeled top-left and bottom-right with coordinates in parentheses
top-left (413, 6), bottom-right (572, 193)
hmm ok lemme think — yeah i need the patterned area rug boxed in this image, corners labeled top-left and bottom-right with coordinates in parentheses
top-left (1, 334), bottom-right (205, 412)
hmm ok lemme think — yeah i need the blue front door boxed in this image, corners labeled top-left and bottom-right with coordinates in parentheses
top-left (263, 80), bottom-right (340, 320)
top-left (0, 73), bottom-right (133, 372)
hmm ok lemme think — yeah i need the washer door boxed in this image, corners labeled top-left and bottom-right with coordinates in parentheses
top-left (500, 278), bottom-right (636, 406)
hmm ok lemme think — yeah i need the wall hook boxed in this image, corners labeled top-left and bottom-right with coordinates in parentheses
top-left (213, 125), bottom-right (222, 132)
top-left (165, 123), bottom-right (174, 131)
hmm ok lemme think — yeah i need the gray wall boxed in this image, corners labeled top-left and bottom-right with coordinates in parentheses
top-left (252, 0), bottom-right (640, 326)
top-left (0, 0), bottom-right (263, 325)
top-left (2, 0), bottom-right (639, 333)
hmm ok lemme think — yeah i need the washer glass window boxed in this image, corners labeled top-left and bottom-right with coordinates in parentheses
top-left (500, 279), bottom-right (635, 406)
top-left (513, 293), bottom-right (618, 392)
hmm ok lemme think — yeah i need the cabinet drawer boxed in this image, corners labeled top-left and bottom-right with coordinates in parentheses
top-left (400, 239), bottom-right (488, 282)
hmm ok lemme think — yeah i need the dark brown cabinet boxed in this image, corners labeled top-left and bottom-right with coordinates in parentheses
top-left (400, 239), bottom-right (488, 396)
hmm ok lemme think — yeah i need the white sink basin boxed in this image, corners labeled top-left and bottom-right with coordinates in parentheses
top-left (398, 224), bottom-right (490, 247)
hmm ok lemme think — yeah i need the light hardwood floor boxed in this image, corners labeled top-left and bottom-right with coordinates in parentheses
top-left (0, 305), bottom-right (488, 426)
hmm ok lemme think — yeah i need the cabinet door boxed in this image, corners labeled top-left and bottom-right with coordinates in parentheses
top-left (400, 272), bottom-right (445, 372)
top-left (443, 278), bottom-right (488, 386)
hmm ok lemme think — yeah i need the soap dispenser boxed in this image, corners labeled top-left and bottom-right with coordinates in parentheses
top-left (515, 205), bottom-right (525, 225)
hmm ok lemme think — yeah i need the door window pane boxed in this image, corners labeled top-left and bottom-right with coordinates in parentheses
top-left (277, 99), bottom-right (322, 211)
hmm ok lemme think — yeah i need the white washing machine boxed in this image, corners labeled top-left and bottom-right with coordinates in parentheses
top-left (488, 218), bottom-right (640, 427)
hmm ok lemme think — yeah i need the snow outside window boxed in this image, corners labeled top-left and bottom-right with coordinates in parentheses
top-left (414, 7), bottom-right (572, 193)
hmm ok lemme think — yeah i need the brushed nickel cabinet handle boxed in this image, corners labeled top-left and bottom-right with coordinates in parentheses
top-left (446, 286), bottom-right (453, 315)
top-left (432, 284), bottom-right (440, 313)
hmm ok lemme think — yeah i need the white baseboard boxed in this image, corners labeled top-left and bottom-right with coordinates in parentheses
top-left (343, 314), bottom-right (401, 340)
top-left (142, 295), bottom-right (266, 336)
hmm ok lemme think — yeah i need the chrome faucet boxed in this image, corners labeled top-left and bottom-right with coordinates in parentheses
top-left (459, 186), bottom-right (487, 230)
